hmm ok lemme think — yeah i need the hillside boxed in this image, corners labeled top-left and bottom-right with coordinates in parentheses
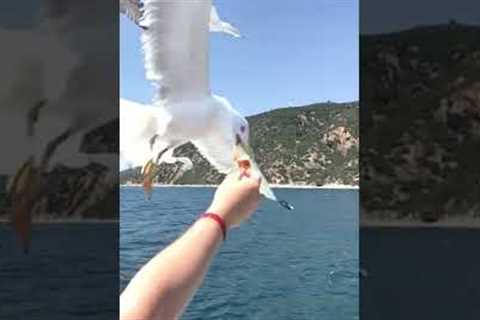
top-left (0, 120), bottom-right (118, 220)
top-left (360, 23), bottom-right (480, 221)
top-left (120, 102), bottom-right (359, 186)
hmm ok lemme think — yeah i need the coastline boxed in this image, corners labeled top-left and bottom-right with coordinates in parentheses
top-left (120, 183), bottom-right (359, 190)
top-left (361, 217), bottom-right (480, 228)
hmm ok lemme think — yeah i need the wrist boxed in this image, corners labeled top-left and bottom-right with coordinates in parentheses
top-left (199, 212), bottom-right (227, 240)
top-left (206, 204), bottom-right (234, 229)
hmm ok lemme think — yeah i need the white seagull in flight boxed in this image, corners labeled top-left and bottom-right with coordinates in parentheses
top-left (3, 0), bottom-right (119, 253)
top-left (120, 0), bottom-right (293, 210)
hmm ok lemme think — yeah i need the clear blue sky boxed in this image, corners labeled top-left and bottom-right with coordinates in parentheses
top-left (361, 0), bottom-right (480, 34)
top-left (121, 0), bottom-right (358, 116)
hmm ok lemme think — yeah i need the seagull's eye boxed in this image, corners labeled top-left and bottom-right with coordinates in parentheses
top-left (240, 125), bottom-right (246, 133)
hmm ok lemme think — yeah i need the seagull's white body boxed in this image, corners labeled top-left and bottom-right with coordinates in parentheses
top-left (0, 28), bottom-right (76, 114)
top-left (0, 26), bottom-right (78, 177)
top-left (32, 1), bottom-right (118, 174)
top-left (120, 94), bottom-right (244, 174)
top-left (4, 1), bottom-right (120, 252)
top-left (120, 0), bottom-right (247, 176)
top-left (0, 1), bottom-right (118, 182)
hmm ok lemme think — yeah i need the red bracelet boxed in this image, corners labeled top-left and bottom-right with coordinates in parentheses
top-left (200, 213), bottom-right (227, 240)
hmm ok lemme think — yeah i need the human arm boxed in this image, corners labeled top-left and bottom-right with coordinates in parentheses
top-left (120, 165), bottom-right (261, 320)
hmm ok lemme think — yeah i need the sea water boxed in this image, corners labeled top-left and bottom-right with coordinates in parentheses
top-left (121, 187), bottom-right (358, 320)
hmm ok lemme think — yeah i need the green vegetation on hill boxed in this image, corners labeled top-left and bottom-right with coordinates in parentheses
top-left (0, 120), bottom-right (118, 220)
top-left (361, 23), bottom-right (480, 221)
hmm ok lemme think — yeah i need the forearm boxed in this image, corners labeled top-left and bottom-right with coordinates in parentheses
top-left (120, 217), bottom-right (223, 320)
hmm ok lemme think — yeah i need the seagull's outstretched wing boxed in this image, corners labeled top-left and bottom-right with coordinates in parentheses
top-left (191, 132), bottom-right (235, 175)
top-left (120, 0), bottom-right (145, 26)
top-left (141, 0), bottom-right (211, 102)
top-left (209, 5), bottom-right (241, 38)
top-left (120, 0), bottom-right (240, 36)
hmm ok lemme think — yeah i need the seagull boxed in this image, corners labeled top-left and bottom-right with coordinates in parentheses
top-left (121, 0), bottom-right (293, 210)
top-left (4, 0), bottom-right (118, 253)
top-left (0, 21), bottom-right (80, 253)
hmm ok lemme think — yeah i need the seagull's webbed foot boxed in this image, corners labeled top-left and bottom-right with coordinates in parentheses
top-left (27, 99), bottom-right (47, 137)
top-left (140, 145), bottom-right (172, 200)
top-left (142, 159), bottom-right (158, 200)
top-left (7, 158), bottom-right (42, 253)
top-left (9, 129), bottom-right (73, 252)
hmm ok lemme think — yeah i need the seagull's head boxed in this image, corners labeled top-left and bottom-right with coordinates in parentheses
top-left (234, 115), bottom-right (250, 146)
top-left (233, 115), bottom-right (253, 165)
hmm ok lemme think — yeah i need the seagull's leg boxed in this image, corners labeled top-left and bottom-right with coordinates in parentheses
top-left (171, 157), bottom-right (193, 183)
top-left (27, 99), bottom-right (47, 137)
top-left (65, 175), bottom-right (100, 217)
top-left (161, 150), bottom-right (194, 184)
top-left (41, 128), bottom-right (73, 168)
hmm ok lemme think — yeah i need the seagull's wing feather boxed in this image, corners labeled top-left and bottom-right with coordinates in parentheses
top-left (191, 134), bottom-right (234, 175)
top-left (193, 132), bottom-right (280, 202)
top-left (141, 0), bottom-right (211, 102)
top-left (120, 0), bottom-right (144, 26)
top-left (209, 5), bottom-right (241, 38)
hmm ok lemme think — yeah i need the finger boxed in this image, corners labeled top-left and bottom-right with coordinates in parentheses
top-left (238, 169), bottom-right (245, 180)
top-left (239, 169), bottom-right (251, 179)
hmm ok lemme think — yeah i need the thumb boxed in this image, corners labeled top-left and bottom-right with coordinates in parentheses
top-left (250, 171), bottom-right (262, 187)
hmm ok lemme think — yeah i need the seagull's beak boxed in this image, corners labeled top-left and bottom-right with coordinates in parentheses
top-left (142, 159), bottom-right (158, 199)
top-left (234, 134), bottom-right (254, 161)
top-left (7, 159), bottom-right (39, 254)
top-left (233, 134), bottom-right (294, 211)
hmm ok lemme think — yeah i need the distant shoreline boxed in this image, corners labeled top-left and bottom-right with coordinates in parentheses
top-left (120, 183), bottom-right (359, 190)
top-left (361, 217), bottom-right (480, 228)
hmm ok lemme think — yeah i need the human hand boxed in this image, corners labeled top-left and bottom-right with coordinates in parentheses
top-left (207, 159), bottom-right (261, 229)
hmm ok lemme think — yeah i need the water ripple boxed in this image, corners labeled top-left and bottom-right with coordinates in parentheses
top-left (121, 187), bottom-right (358, 319)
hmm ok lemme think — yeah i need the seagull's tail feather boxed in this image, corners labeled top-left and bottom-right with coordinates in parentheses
top-left (209, 5), bottom-right (241, 38)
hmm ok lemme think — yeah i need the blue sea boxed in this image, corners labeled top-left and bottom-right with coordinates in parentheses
top-left (0, 223), bottom-right (118, 320)
top-left (121, 186), bottom-right (358, 320)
